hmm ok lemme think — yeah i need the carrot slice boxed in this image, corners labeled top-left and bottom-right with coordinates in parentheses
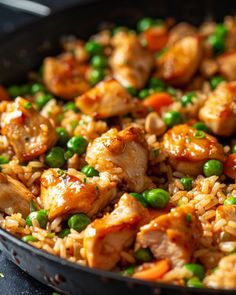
top-left (144, 27), bottom-right (169, 52)
top-left (143, 92), bottom-right (173, 112)
top-left (224, 154), bottom-right (236, 179)
top-left (0, 86), bottom-right (10, 101)
top-left (133, 259), bottom-right (170, 281)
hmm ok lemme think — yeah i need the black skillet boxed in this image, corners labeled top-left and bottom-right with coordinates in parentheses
top-left (0, 0), bottom-right (236, 294)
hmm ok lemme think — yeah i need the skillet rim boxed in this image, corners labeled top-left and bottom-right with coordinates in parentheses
top-left (0, 0), bottom-right (235, 292)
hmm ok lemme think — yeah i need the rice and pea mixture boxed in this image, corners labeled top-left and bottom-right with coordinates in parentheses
top-left (0, 15), bottom-right (236, 290)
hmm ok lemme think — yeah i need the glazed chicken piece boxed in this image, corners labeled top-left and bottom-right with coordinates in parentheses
top-left (217, 50), bottom-right (236, 81)
top-left (110, 31), bottom-right (154, 89)
top-left (167, 22), bottom-right (197, 45)
top-left (40, 168), bottom-right (117, 220)
top-left (43, 53), bottom-right (90, 99)
top-left (75, 79), bottom-right (136, 118)
top-left (1, 97), bottom-right (57, 162)
top-left (163, 124), bottom-right (226, 176)
top-left (83, 193), bottom-right (150, 270)
top-left (156, 36), bottom-right (201, 86)
top-left (0, 173), bottom-right (35, 218)
top-left (199, 81), bottom-right (236, 136)
top-left (136, 206), bottom-right (202, 267)
top-left (214, 205), bottom-right (236, 241)
top-left (86, 126), bottom-right (149, 193)
top-left (204, 254), bottom-right (236, 289)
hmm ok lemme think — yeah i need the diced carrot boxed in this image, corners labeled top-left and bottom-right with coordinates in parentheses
top-left (144, 27), bottom-right (169, 52)
top-left (224, 154), bottom-right (236, 179)
top-left (143, 92), bottom-right (173, 112)
top-left (133, 259), bottom-right (170, 281)
top-left (0, 86), bottom-right (10, 101)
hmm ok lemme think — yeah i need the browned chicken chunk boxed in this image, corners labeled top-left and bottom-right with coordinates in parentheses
top-left (83, 193), bottom-right (150, 270)
top-left (75, 79), bottom-right (136, 118)
top-left (40, 168), bottom-right (117, 220)
top-left (217, 50), bottom-right (236, 81)
top-left (1, 97), bottom-right (57, 162)
top-left (199, 81), bottom-right (236, 136)
top-left (86, 126), bottom-right (149, 192)
top-left (110, 31), bottom-right (154, 89)
top-left (43, 53), bottom-right (90, 99)
top-left (136, 206), bottom-right (202, 267)
top-left (204, 254), bottom-right (236, 289)
top-left (168, 22), bottom-right (197, 45)
top-left (0, 173), bottom-right (34, 218)
top-left (156, 36), bottom-right (201, 86)
top-left (163, 124), bottom-right (226, 176)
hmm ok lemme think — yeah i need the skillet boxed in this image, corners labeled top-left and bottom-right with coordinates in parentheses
top-left (0, 0), bottom-right (236, 294)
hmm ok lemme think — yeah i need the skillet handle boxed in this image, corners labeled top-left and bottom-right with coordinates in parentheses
top-left (0, 0), bottom-right (51, 17)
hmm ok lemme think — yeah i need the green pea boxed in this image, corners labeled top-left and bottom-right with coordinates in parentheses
top-left (85, 41), bottom-right (103, 55)
top-left (134, 248), bottom-right (153, 262)
top-left (232, 145), bottom-right (236, 154)
top-left (181, 92), bottom-right (195, 107)
top-left (184, 263), bottom-right (205, 280)
top-left (91, 55), bottom-right (108, 68)
top-left (68, 213), bottom-right (91, 232)
top-left (139, 89), bottom-right (150, 100)
top-left (56, 127), bottom-right (70, 146)
top-left (88, 68), bottom-right (105, 85)
top-left (149, 77), bottom-right (165, 89)
top-left (180, 177), bottom-right (193, 191)
top-left (194, 130), bottom-right (205, 139)
top-left (7, 85), bottom-right (21, 97)
top-left (122, 266), bottom-right (135, 276)
top-left (126, 86), bottom-right (137, 96)
top-left (142, 190), bottom-right (150, 199)
top-left (186, 277), bottom-right (203, 288)
top-left (64, 150), bottom-right (74, 160)
top-left (186, 213), bottom-right (192, 223)
top-left (130, 192), bottom-right (149, 208)
top-left (22, 235), bottom-right (38, 243)
top-left (64, 102), bottom-right (79, 112)
top-left (145, 188), bottom-right (169, 209)
top-left (36, 93), bottom-right (52, 109)
top-left (163, 111), bottom-right (183, 127)
top-left (203, 159), bottom-right (223, 177)
top-left (81, 165), bottom-right (99, 177)
top-left (208, 34), bottom-right (225, 54)
top-left (192, 122), bottom-right (209, 132)
top-left (31, 83), bottom-right (45, 94)
top-left (26, 210), bottom-right (48, 229)
top-left (137, 17), bottom-right (163, 33)
top-left (224, 196), bottom-right (236, 205)
top-left (58, 228), bottom-right (70, 238)
top-left (23, 102), bottom-right (32, 109)
top-left (209, 75), bottom-right (225, 89)
top-left (166, 86), bottom-right (177, 96)
top-left (0, 156), bottom-right (9, 164)
top-left (67, 135), bottom-right (88, 155)
top-left (45, 147), bottom-right (65, 168)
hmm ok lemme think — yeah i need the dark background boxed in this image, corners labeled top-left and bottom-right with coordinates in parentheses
top-left (0, 2), bottom-right (79, 295)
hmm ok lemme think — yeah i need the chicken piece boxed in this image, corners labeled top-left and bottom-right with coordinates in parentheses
top-left (217, 50), bottom-right (236, 81)
top-left (214, 205), bottom-right (236, 241)
top-left (136, 206), bottom-right (202, 267)
top-left (83, 193), bottom-right (150, 270)
top-left (40, 168), bottom-right (117, 220)
top-left (43, 53), bottom-right (90, 99)
top-left (86, 126), bottom-right (149, 193)
top-left (156, 36), bottom-right (201, 86)
top-left (163, 124), bottom-right (226, 176)
top-left (110, 31), bottom-right (154, 89)
top-left (204, 254), bottom-right (236, 289)
top-left (0, 172), bottom-right (35, 218)
top-left (199, 82), bottom-right (236, 136)
top-left (1, 97), bottom-right (57, 162)
top-left (168, 22), bottom-right (197, 45)
top-left (75, 79), bottom-right (136, 118)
